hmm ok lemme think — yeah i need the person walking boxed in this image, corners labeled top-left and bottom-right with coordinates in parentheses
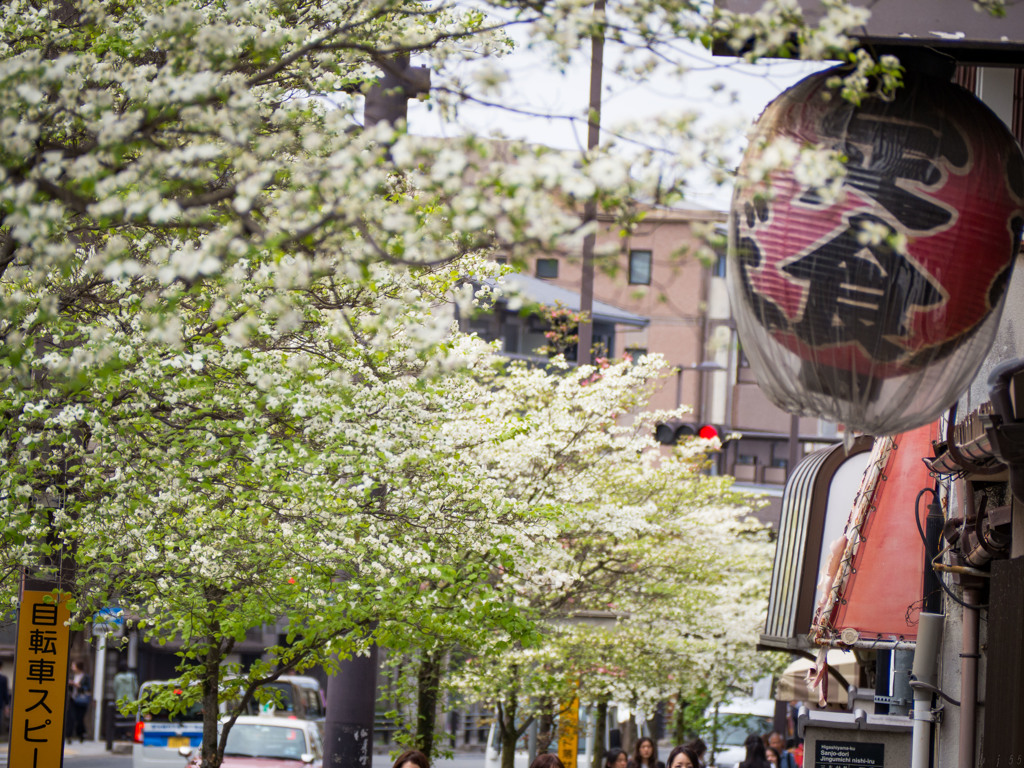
top-left (67, 660), bottom-right (92, 742)
top-left (530, 755), bottom-right (566, 768)
top-left (629, 737), bottom-right (664, 768)
top-left (665, 746), bottom-right (701, 768)
top-left (113, 660), bottom-right (138, 704)
top-left (391, 750), bottom-right (430, 768)
top-left (766, 732), bottom-right (796, 768)
top-left (0, 660), bottom-right (9, 739)
top-left (684, 739), bottom-right (708, 768)
top-left (738, 734), bottom-right (770, 768)
top-left (605, 747), bottom-right (629, 768)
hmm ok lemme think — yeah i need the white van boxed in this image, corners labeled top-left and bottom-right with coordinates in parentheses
top-left (705, 697), bottom-right (775, 768)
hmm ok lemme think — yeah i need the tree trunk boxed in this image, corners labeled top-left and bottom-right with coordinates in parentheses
top-left (673, 696), bottom-right (687, 747)
top-left (499, 698), bottom-right (518, 768)
top-left (201, 638), bottom-right (223, 768)
top-left (416, 649), bottom-right (444, 757)
top-left (590, 700), bottom-right (608, 768)
top-left (621, 715), bottom-right (637, 758)
top-left (536, 702), bottom-right (555, 756)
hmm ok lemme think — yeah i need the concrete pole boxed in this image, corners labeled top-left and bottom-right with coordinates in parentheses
top-left (576, 0), bottom-right (604, 366)
top-left (92, 632), bottom-right (107, 742)
top-left (324, 645), bottom-right (379, 768)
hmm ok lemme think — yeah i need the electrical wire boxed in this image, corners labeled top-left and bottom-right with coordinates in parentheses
top-left (914, 486), bottom-right (988, 611)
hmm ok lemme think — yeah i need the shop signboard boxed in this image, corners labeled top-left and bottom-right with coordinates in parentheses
top-left (9, 588), bottom-right (72, 768)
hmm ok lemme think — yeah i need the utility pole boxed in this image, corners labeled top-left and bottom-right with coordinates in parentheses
top-left (323, 56), bottom-right (430, 768)
top-left (364, 55), bottom-right (431, 128)
top-left (576, 0), bottom-right (605, 366)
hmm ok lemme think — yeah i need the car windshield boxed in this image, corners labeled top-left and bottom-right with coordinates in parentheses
top-left (716, 715), bottom-right (773, 747)
top-left (223, 723), bottom-right (309, 760)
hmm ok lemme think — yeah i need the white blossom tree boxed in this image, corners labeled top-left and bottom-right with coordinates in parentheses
top-left (447, 383), bottom-right (780, 768)
top-left (0, 0), bottom-right (940, 766)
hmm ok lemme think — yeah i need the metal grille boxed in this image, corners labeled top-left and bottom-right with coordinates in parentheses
top-left (982, 558), bottom-right (1024, 766)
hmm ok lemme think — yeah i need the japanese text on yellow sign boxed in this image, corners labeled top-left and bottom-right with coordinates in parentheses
top-left (9, 590), bottom-right (71, 768)
top-left (558, 698), bottom-right (579, 768)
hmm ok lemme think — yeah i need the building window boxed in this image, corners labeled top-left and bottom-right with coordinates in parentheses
top-left (628, 250), bottom-right (652, 285)
top-left (713, 250), bottom-right (727, 278)
top-left (625, 346), bottom-right (647, 363)
top-left (535, 258), bottom-right (559, 279)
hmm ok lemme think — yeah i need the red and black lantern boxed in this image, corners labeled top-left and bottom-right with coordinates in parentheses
top-left (728, 64), bottom-right (1024, 435)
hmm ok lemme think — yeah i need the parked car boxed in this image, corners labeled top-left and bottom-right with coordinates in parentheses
top-left (180, 716), bottom-right (323, 767)
top-left (134, 676), bottom-right (324, 768)
top-left (133, 681), bottom-right (213, 768)
top-left (239, 675), bottom-right (325, 732)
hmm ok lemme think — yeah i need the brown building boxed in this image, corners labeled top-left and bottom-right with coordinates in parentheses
top-left (477, 202), bottom-right (840, 525)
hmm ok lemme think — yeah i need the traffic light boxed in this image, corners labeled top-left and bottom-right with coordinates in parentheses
top-left (655, 419), bottom-right (695, 445)
top-left (654, 420), bottom-right (721, 445)
top-left (697, 424), bottom-right (720, 440)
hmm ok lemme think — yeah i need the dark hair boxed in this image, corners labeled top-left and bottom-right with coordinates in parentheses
top-left (530, 755), bottom-right (566, 768)
top-left (632, 737), bottom-right (658, 768)
top-left (604, 748), bottom-right (628, 768)
top-left (665, 746), bottom-right (700, 768)
top-left (684, 739), bottom-right (706, 758)
top-left (738, 734), bottom-right (770, 768)
top-left (391, 750), bottom-right (430, 768)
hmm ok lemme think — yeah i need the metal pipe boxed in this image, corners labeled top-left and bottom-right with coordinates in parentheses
top-left (959, 589), bottom-right (981, 768)
top-left (932, 562), bottom-right (991, 578)
top-left (891, 650), bottom-right (914, 717)
top-left (910, 613), bottom-right (943, 768)
top-left (923, 489), bottom-right (945, 614)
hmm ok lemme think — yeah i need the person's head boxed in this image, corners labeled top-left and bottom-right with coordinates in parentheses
top-left (633, 737), bottom-right (657, 766)
top-left (529, 755), bottom-right (566, 768)
top-left (604, 748), bottom-right (628, 768)
top-left (767, 732), bottom-right (786, 753)
top-left (71, 660), bottom-right (85, 673)
top-left (765, 747), bottom-right (780, 766)
top-left (391, 749), bottom-right (430, 768)
top-left (744, 734), bottom-right (767, 761)
top-left (684, 739), bottom-right (706, 759)
top-left (117, 659), bottom-right (128, 674)
top-left (665, 746), bottom-right (700, 768)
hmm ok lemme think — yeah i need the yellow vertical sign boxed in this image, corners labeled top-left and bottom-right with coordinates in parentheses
top-left (9, 589), bottom-right (72, 768)
top-left (558, 698), bottom-right (580, 768)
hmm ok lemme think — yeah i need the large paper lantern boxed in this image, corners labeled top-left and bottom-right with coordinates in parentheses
top-left (728, 65), bottom-right (1024, 435)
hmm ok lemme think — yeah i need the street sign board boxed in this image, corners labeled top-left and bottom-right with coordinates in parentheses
top-left (92, 606), bottom-right (124, 636)
top-left (557, 698), bottom-right (579, 768)
top-left (9, 589), bottom-right (72, 768)
top-left (815, 740), bottom-right (884, 768)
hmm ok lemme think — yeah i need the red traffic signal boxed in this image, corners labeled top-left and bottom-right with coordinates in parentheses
top-left (697, 424), bottom-right (720, 440)
top-left (655, 421), bottom-right (721, 445)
